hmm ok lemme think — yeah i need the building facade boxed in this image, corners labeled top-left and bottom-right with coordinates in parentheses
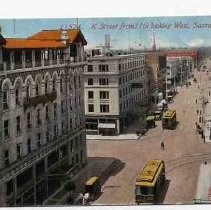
top-left (0, 29), bottom-right (87, 206)
top-left (166, 57), bottom-right (179, 91)
top-left (84, 53), bottom-right (148, 135)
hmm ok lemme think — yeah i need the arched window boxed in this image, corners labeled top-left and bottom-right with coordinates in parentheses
top-left (52, 77), bottom-right (56, 92)
top-left (60, 76), bottom-right (64, 93)
top-left (15, 82), bottom-right (21, 106)
top-left (35, 78), bottom-right (41, 96)
top-left (26, 80), bottom-right (32, 98)
top-left (2, 84), bottom-right (10, 110)
top-left (36, 84), bottom-right (39, 96)
top-left (45, 77), bottom-right (49, 94)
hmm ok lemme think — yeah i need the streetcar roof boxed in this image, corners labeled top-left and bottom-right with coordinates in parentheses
top-left (85, 176), bottom-right (99, 186)
top-left (135, 159), bottom-right (164, 187)
top-left (163, 110), bottom-right (176, 118)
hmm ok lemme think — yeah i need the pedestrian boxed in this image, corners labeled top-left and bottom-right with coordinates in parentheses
top-left (209, 91), bottom-right (211, 97)
top-left (161, 141), bottom-right (165, 150)
top-left (196, 99), bottom-right (197, 104)
top-left (199, 110), bottom-right (202, 115)
top-left (197, 109), bottom-right (199, 115)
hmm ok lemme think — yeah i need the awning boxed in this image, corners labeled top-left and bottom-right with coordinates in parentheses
top-left (98, 123), bottom-right (116, 129)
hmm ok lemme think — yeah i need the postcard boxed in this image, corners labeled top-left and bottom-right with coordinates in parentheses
top-left (0, 16), bottom-right (211, 207)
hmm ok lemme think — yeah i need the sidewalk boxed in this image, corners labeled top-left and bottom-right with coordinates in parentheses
top-left (195, 162), bottom-right (211, 203)
top-left (86, 134), bottom-right (140, 141)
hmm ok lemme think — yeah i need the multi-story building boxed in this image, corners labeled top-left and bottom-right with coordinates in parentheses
top-left (166, 57), bottom-right (179, 92)
top-left (0, 29), bottom-right (87, 206)
top-left (84, 53), bottom-right (148, 135)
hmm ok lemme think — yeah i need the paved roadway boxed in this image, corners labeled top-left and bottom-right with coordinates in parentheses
top-left (87, 67), bottom-right (211, 205)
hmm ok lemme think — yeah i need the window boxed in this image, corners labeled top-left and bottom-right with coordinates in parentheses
top-left (27, 112), bottom-right (31, 129)
top-left (99, 64), bottom-right (109, 72)
top-left (100, 91), bottom-right (109, 99)
top-left (35, 84), bottom-right (39, 96)
top-left (62, 122), bottom-right (65, 134)
top-left (27, 139), bottom-right (31, 153)
top-left (69, 83), bottom-right (72, 91)
top-left (119, 64), bottom-right (121, 71)
top-left (4, 120), bottom-right (9, 139)
top-left (119, 90), bottom-right (122, 98)
top-left (37, 133), bottom-right (41, 147)
top-left (4, 150), bottom-right (9, 167)
top-left (45, 79), bottom-right (48, 94)
top-left (54, 125), bottom-right (58, 138)
top-left (17, 144), bottom-right (21, 159)
top-left (69, 98), bottom-right (72, 110)
top-left (26, 85), bottom-right (30, 98)
top-left (46, 130), bottom-right (50, 142)
top-left (15, 88), bottom-right (20, 106)
top-left (61, 100), bottom-right (64, 115)
top-left (52, 78), bottom-right (56, 91)
top-left (74, 77), bottom-right (77, 89)
top-left (16, 116), bottom-right (21, 134)
top-left (37, 109), bottom-right (42, 125)
top-left (88, 78), bottom-right (93, 85)
top-left (75, 96), bottom-right (77, 108)
top-left (88, 104), bottom-right (94, 112)
top-left (54, 103), bottom-right (57, 119)
top-left (88, 91), bottom-right (94, 99)
top-left (3, 89), bottom-right (9, 110)
top-left (99, 78), bottom-right (109, 85)
top-left (88, 65), bottom-right (93, 72)
top-left (60, 78), bottom-right (63, 93)
top-left (45, 106), bottom-right (49, 121)
top-left (100, 104), bottom-right (109, 113)
top-left (119, 77), bottom-right (122, 85)
top-left (70, 118), bottom-right (72, 129)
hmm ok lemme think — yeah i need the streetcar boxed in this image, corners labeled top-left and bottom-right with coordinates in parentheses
top-left (135, 159), bottom-right (166, 204)
top-left (162, 110), bottom-right (177, 129)
top-left (84, 176), bottom-right (101, 199)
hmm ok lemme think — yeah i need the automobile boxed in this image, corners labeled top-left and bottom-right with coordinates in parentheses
top-left (146, 116), bottom-right (156, 129)
top-left (154, 110), bottom-right (162, 120)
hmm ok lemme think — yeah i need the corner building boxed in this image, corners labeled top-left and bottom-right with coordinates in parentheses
top-left (84, 53), bottom-right (149, 135)
top-left (0, 29), bottom-right (87, 206)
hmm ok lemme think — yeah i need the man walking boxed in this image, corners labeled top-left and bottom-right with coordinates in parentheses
top-left (161, 141), bottom-right (165, 150)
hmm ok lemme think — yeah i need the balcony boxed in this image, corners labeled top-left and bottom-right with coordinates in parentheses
top-left (0, 125), bottom-right (85, 183)
top-left (23, 91), bottom-right (57, 111)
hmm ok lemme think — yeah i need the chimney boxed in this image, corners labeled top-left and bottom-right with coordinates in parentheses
top-left (61, 30), bottom-right (68, 44)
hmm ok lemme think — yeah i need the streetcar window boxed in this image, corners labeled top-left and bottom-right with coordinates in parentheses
top-left (140, 187), bottom-right (154, 195)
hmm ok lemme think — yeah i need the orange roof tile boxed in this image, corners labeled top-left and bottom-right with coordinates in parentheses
top-left (28, 29), bottom-right (87, 45)
top-left (4, 38), bottom-right (66, 49)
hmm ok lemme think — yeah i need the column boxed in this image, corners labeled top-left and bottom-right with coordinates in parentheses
top-left (13, 177), bottom-right (17, 206)
top-left (116, 119), bottom-right (120, 135)
top-left (49, 50), bottom-right (52, 65)
top-left (32, 50), bottom-right (35, 67)
top-left (33, 165), bottom-right (36, 205)
top-left (41, 50), bottom-right (44, 66)
top-left (22, 51), bottom-right (26, 68)
top-left (10, 52), bottom-right (14, 70)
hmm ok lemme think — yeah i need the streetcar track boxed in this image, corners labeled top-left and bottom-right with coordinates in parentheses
top-left (165, 153), bottom-right (211, 174)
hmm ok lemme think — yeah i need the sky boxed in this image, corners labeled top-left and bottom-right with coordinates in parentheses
top-left (1, 16), bottom-right (211, 50)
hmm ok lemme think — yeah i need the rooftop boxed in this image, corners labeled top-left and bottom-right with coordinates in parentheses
top-left (3, 29), bottom-right (87, 50)
top-left (4, 38), bottom-right (66, 49)
top-left (28, 29), bottom-right (87, 45)
top-left (88, 53), bottom-right (146, 61)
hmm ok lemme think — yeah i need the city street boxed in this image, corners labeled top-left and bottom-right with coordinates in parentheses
top-left (87, 66), bottom-right (211, 205)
